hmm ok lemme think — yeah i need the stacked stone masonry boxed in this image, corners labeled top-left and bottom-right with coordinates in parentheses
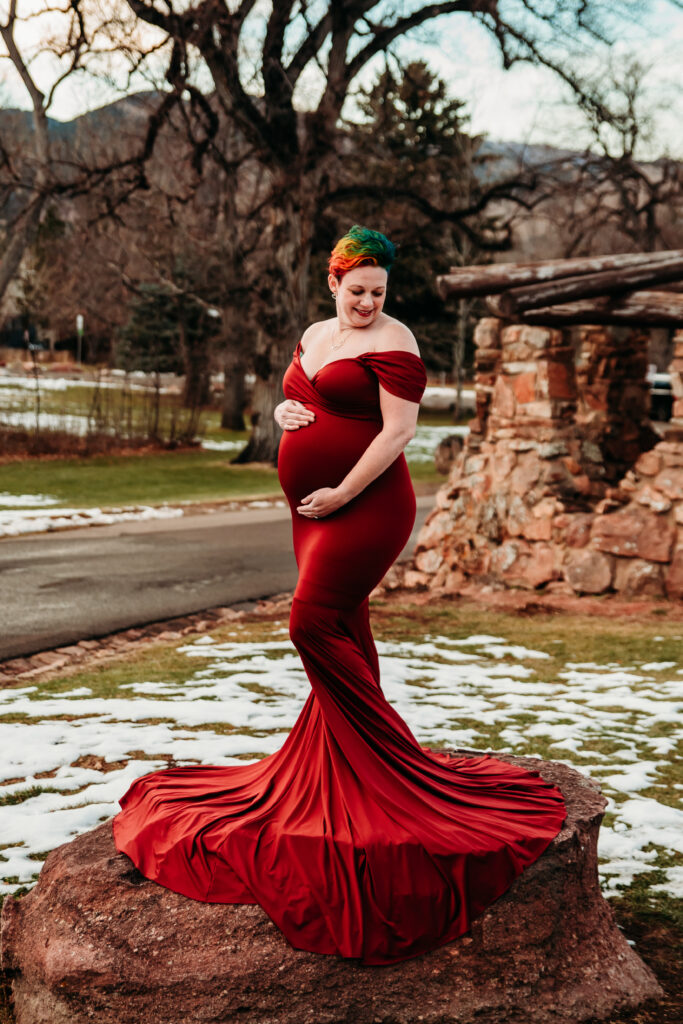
top-left (405, 322), bottom-right (683, 599)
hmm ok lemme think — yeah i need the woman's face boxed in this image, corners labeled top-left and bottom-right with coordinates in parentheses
top-left (329, 265), bottom-right (388, 329)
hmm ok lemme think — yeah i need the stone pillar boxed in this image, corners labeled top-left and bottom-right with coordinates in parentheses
top-left (590, 329), bottom-right (683, 599)
top-left (489, 322), bottom-right (577, 443)
top-left (409, 323), bottom-right (607, 593)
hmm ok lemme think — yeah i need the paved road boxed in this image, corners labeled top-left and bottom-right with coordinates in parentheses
top-left (0, 496), bottom-right (435, 660)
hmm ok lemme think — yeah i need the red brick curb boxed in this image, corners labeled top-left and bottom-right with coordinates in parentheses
top-left (0, 593), bottom-right (295, 688)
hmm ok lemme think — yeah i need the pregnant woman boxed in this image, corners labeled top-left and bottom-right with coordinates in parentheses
top-left (113, 226), bottom-right (566, 965)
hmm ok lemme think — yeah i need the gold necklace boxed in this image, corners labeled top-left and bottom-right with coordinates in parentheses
top-left (330, 321), bottom-right (355, 352)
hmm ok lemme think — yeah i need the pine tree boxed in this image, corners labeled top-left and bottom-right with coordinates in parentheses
top-left (318, 61), bottom-right (487, 375)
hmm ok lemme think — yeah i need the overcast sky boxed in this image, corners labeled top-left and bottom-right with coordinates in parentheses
top-left (2, 0), bottom-right (682, 159)
top-left (417, 0), bottom-right (683, 158)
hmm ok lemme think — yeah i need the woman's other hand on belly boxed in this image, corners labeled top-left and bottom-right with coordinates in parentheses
top-left (275, 400), bottom-right (316, 430)
top-left (297, 485), bottom-right (350, 519)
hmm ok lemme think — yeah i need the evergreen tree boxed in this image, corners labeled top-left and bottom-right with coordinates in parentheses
top-left (317, 61), bottom-right (489, 375)
top-left (116, 264), bottom-right (221, 409)
top-left (116, 284), bottom-right (184, 377)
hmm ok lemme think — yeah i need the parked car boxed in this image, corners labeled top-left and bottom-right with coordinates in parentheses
top-left (647, 368), bottom-right (673, 422)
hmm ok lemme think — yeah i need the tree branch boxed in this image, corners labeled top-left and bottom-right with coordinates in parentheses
top-left (285, 3), bottom-right (332, 85)
top-left (345, 1), bottom-right (480, 86)
top-left (319, 180), bottom-right (530, 250)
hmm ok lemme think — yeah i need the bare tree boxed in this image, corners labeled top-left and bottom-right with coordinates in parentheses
top-left (0, 0), bottom-right (64, 302)
top-left (0, 0), bottom-right (221, 313)
top-left (115, 0), bottom-right (636, 462)
top-left (529, 58), bottom-right (683, 258)
top-left (7, 2), bottom-right (668, 461)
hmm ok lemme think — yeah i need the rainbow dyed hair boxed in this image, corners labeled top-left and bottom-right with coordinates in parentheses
top-left (328, 225), bottom-right (396, 279)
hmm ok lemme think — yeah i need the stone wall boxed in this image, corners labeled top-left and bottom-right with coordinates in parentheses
top-left (401, 323), bottom-right (683, 600)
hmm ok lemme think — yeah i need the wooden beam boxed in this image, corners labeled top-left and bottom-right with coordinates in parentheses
top-left (486, 290), bottom-right (683, 328)
top-left (436, 250), bottom-right (683, 299)
top-left (497, 256), bottom-right (683, 316)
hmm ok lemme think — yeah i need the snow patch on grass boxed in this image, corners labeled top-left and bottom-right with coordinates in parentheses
top-left (0, 493), bottom-right (59, 508)
top-left (0, 503), bottom-right (184, 537)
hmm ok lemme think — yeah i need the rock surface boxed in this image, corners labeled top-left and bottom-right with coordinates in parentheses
top-left (1, 753), bottom-right (662, 1024)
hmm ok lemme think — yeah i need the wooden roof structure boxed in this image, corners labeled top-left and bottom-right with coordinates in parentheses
top-left (436, 250), bottom-right (683, 328)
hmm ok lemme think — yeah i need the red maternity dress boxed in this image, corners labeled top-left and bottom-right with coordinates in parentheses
top-left (113, 340), bottom-right (566, 965)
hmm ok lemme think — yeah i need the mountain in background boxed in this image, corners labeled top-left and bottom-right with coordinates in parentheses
top-left (0, 91), bottom-right (588, 174)
top-left (2, 93), bottom-right (678, 268)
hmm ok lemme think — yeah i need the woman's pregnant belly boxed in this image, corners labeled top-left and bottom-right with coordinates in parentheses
top-left (277, 408), bottom-right (417, 608)
top-left (277, 409), bottom-right (382, 504)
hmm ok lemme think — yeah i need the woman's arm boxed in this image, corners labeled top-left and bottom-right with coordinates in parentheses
top-left (341, 388), bottom-right (417, 501)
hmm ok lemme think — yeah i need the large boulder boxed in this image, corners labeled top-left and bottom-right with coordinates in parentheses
top-left (1, 753), bottom-right (662, 1024)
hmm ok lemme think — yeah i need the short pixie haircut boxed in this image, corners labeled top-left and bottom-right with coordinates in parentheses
top-left (328, 225), bottom-right (396, 279)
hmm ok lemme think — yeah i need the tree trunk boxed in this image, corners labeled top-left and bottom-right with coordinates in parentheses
top-left (231, 342), bottom-right (289, 464)
top-left (0, 196), bottom-right (48, 305)
top-left (497, 255), bottom-right (683, 317)
top-left (221, 341), bottom-right (248, 431)
top-left (436, 250), bottom-right (683, 300)
top-left (232, 186), bottom-right (314, 465)
top-left (181, 322), bottom-right (211, 410)
top-left (490, 289), bottom-right (683, 327)
top-left (0, 20), bottom-right (51, 307)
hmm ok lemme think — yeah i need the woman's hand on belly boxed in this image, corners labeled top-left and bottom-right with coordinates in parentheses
top-left (275, 399), bottom-right (315, 430)
top-left (297, 485), bottom-right (350, 519)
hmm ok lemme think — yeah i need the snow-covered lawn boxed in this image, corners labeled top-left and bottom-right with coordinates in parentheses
top-left (405, 423), bottom-right (469, 463)
top-left (0, 409), bottom-right (93, 435)
top-left (1, 628), bottom-right (680, 902)
top-left (0, 495), bottom-right (287, 537)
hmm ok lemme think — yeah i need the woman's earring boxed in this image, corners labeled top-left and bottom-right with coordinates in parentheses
top-left (331, 292), bottom-right (337, 300)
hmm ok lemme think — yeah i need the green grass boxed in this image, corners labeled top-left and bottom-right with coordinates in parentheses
top-left (0, 449), bottom-right (281, 507)
top-left (34, 599), bottom-right (675, 709)
top-left (371, 600), bottom-right (683, 656)
top-left (1, 374), bottom-right (451, 505)
top-left (23, 620), bottom-right (286, 700)
top-left (0, 786), bottom-right (59, 806)
top-left (405, 458), bottom-right (442, 484)
top-left (0, 433), bottom-right (442, 507)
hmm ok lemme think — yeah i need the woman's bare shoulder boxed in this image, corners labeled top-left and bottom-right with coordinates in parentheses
top-left (300, 318), bottom-right (334, 353)
top-left (372, 316), bottom-right (420, 356)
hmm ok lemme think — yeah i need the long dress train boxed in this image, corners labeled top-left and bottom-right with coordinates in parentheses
top-left (112, 340), bottom-right (566, 965)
